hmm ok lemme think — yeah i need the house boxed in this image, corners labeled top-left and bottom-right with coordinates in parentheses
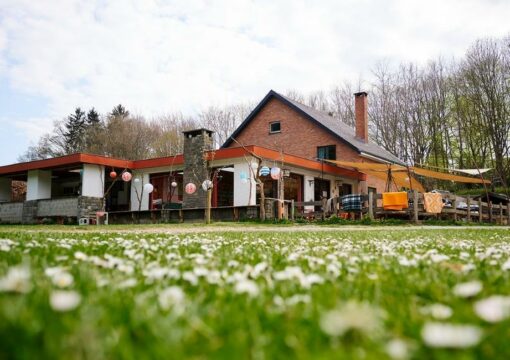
top-left (223, 90), bottom-right (402, 199)
top-left (0, 90), bottom-right (403, 224)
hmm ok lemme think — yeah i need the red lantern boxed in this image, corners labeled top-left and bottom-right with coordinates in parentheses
top-left (110, 171), bottom-right (117, 179)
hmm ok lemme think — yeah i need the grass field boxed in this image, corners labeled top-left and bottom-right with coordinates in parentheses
top-left (1, 227), bottom-right (510, 359)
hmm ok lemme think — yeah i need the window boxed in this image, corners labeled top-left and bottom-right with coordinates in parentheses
top-left (317, 145), bottom-right (336, 160)
top-left (269, 121), bottom-right (281, 133)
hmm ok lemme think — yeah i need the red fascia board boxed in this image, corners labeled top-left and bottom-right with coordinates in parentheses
top-left (79, 154), bottom-right (133, 169)
top-left (0, 153), bottom-right (133, 176)
top-left (0, 147), bottom-right (365, 181)
top-left (133, 155), bottom-right (184, 169)
top-left (0, 154), bottom-right (82, 176)
top-left (251, 146), bottom-right (365, 180)
top-left (133, 147), bottom-right (254, 169)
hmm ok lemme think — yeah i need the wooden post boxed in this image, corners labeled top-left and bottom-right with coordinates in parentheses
top-left (489, 201), bottom-right (493, 223)
top-left (368, 191), bottom-right (374, 220)
top-left (321, 197), bottom-right (327, 220)
top-left (507, 201), bottom-right (510, 225)
top-left (413, 190), bottom-right (419, 224)
top-left (291, 200), bottom-right (295, 221)
top-left (205, 189), bottom-right (212, 224)
top-left (466, 196), bottom-right (471, 223)
top-left (179, 209), bottom-right (183, 223)
top-left (478, 199), bottom-right (483, 222)
top-left (499, 203), bottom-right (503, 225)
top-left (452, 195), bottom-right (457, 222)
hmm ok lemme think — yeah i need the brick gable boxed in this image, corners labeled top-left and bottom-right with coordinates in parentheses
top-left (227, 97), bottom-right (391, 194)
top-left (227, 98), bottom-right (360, 162)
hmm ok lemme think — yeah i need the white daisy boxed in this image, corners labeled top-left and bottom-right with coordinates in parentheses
top-left (421, 322), bottom-right (482, 348)
top-left (0, 265), bottom-right (31, 293)
top-left (50, 290), bottom-right (81, 312)
top-left (474, 296), bottom-right (510, 323)
top-left (452, 281), bottom-right (482, 298)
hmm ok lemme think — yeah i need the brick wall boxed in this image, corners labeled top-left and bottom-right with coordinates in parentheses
top-left (228, 97), bottom-right (395, 194)
top-left (230, 98), bottom-right (361, 163)
top-left (0, 202), bottom-right (23, 223)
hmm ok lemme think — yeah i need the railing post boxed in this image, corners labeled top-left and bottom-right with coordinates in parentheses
top-left (499, 203), bottom-right (503, 225)
top-left (291, 200), bottom-right (295, 221)
top-left (368, 191), bottom-right (374, 220)
top-left (452, 195), bottom-right (457, 222)
top-left (478, 199), bottom-right (483, 222)
top-left (413, 190), bottom-right (419, 224)
top-left (466, 196), bottom-right (471, 223)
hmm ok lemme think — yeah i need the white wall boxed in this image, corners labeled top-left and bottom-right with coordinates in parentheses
top-left (233, 161), bottom-right (257, 206)
top-left (0, 177), bottom-right (11, 202)
top-left (81, 164), bottom-right (105, 198)
top-left (303, 175), bottom-right (315, 212)
top-left (130, 172), bottom-right (150, 211)
top-left (27, 170), bottom-right (52, 201)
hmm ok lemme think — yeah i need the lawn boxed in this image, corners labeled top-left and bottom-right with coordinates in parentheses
top-left (1, 228), bottom-right (510, 359)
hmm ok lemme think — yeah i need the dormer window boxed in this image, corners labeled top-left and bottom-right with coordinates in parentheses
top-left (269, 121), bottom-right (281, 134)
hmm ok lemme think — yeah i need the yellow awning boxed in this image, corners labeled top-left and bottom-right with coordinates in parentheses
top-left (324, 159), bottom-right (489, 186)
top-left (363, 170), bottom-right (426, 192)
top-left (411, 167), bottom-right (490, 184)
top-left (324, 160), bottom-right (407, 172)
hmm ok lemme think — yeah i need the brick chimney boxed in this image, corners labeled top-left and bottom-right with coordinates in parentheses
top-left (354, 92), bottom-right (368, 143)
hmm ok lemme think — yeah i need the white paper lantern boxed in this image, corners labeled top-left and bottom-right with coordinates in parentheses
top-left (121, 172), bottom-right (132, 182)
top-left (202, 179), bottom-right (213, 191)
top-left (143, 183), bottom-right (154, 193)
top-left (171, 181), bottom-right (178, 188)
top-left (270, 167), bottom-right (281, 180)
top-left (134, 178), bottom-right (140, 183)
top-left (259, 166), bottom-right (270, 176)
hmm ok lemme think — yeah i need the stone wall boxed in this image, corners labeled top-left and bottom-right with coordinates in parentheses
top-left (78, 196), bottom-right (103, 219)
top-left (0, 202), bottom-right (23, 223)
top-left (182, 129), bottom-right (213, 209)
top-left (38, 198), bottom-right (79, 217)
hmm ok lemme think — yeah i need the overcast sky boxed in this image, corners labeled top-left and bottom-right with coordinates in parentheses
top-left (0, 0), bottom-right (509, 165)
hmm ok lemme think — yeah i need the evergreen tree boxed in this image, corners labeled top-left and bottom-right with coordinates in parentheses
top-left (110, 104), bottom-right (129, 118)
top-left (87, 108), bottom-right (100, 125)
top-left (63, 107), bottom-right (86, 153)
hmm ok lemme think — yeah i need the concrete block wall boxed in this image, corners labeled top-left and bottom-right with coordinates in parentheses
top-left (22, 200), bottom-right (38, 224)
top-left (0, 202), bottom-right (23, 223)
top-left (38, 198), bottom-right (79, 217)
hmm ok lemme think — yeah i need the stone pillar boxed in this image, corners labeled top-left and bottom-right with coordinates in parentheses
top-left (234, 161), bottom-right (256, 206)
top-left (26, 170), bottom-right (51, 201)
top-left (182, 129), bottom-right (213, 209)
top-left (78, 196), bottom-right (103, 219)
top-left (303, 175), bottom-right (315, 212)
top-left (130, 172), bottom-right (150, 211)
top-left (81, 164), bottom-right (105, 198)
top-left (0, 177), bottom-right (11, 202)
